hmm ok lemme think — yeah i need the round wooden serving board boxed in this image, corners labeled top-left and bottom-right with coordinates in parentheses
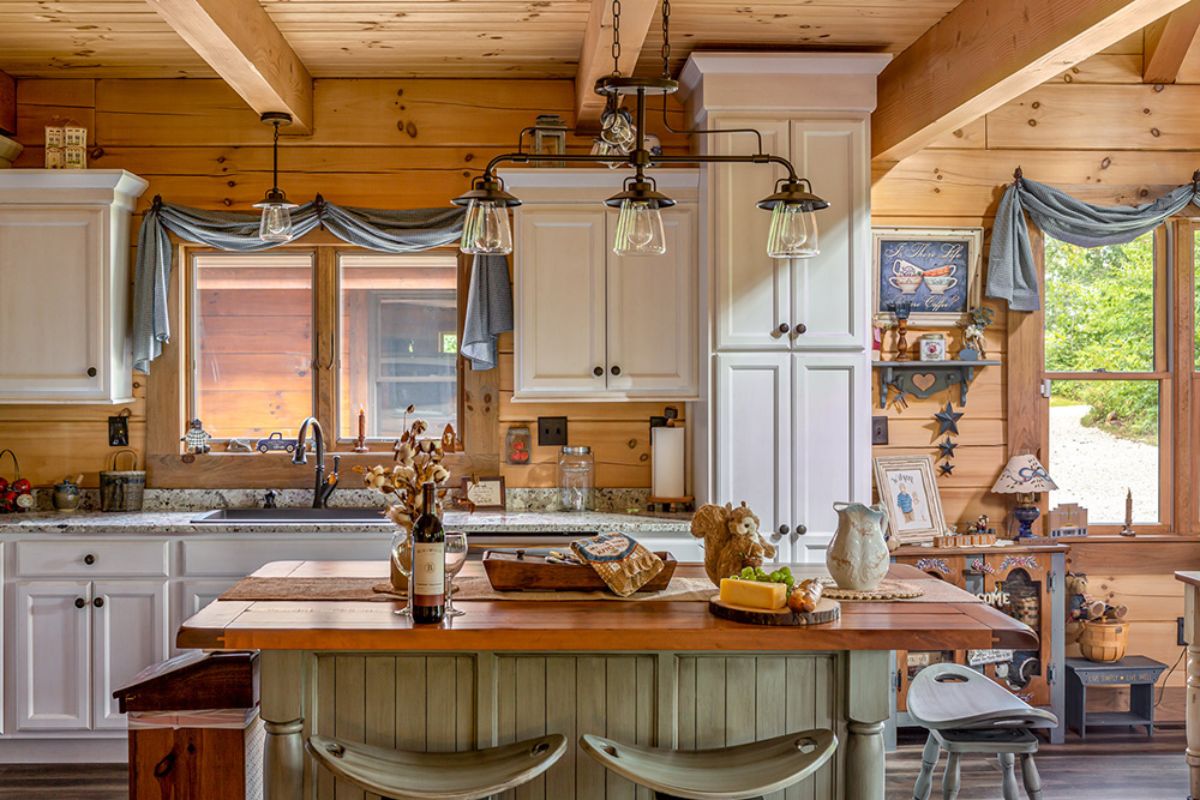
top-left (708, 595), bottom-right (841, 626)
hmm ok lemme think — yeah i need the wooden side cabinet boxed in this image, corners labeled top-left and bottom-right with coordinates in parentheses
top-left (892, 543), bottom-right (1068, 743)
top-left (0, 170), bottom-right (148, 403)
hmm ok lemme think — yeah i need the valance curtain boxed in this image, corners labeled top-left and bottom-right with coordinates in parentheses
top-left (987, 172), bottom-right (1200, 312)
top-left (132, 197), bottom-right (513, 372)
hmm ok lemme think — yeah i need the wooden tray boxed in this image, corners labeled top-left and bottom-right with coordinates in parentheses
top-left (708, 595), bottom-right (840, 626)
top-left (482, 549), bottom-right (677, 593)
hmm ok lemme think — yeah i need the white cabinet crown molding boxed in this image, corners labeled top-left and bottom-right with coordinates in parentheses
top-left (0, 170), bottom-right (149, 210)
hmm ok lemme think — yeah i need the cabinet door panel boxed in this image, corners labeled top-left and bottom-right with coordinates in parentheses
top-left (606, 206), bottom-right (697, 396)
top-left (0, 208), bottom-right (103, 397)
top-left (792, 353), bottom-right (870, 561)
top-left (172, 579), bottom-right (237, 655)
top-left (712, 119), bottom-right (791, 351)
top-left (14, 581), bottom-right (91, 731)
top-left (714, 353), bottom-right (791, 562)
top-left (789, 120), bottom-right (868, 350)
top-left (93, 580), bottom-right (169, 728)
top-left (513, 207), bottom-right (607, 397)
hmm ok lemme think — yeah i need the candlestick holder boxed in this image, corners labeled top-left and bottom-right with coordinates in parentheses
top-left (891, 299), bottom-right (913, 362)
top-left (1119, 488), bottom-right (1136, 536)
top-left (353, 434), bottom-right (369, 453)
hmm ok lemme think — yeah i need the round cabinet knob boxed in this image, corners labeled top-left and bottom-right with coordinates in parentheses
top-left (771, 524), bottom-right (789, 542)
top-left (610, 365), bottom-right (621, 376)
top-left (86, 367), bottom-right (97, 378)
top-left (74, 598), bottom-right (86, 609)
top-left (93, 597), bottom-right (104, 608)
top-left (793, 323), bottom-right (807, 335)
top-left (795, 524), bottom-right (808, 536)
top-left (593, 366), bottom-right (604, 377)
top-left (777, 323), bottom-right (790, 334)
top-left (83, 554), bottom-right (96, 566)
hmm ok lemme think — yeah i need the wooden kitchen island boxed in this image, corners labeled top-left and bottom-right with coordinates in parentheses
top-left (178, 561), bottom-right (1036, 800)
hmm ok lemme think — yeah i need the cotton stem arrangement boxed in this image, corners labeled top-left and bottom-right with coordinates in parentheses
top-left (355, 406), bottom-right (451, 531)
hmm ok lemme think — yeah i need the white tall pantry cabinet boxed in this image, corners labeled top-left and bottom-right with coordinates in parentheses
top-left (682, 53), bottom-right (888, 563)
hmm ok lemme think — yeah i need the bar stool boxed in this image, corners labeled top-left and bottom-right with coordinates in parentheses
top-left (907, 663), bottom-right (1058, 800)
top-left (579, 728), bottom-right (837, 800)
top-left (306, 733), bottom-right (566, 800)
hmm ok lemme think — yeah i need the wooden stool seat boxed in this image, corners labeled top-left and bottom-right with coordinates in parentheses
top-left (306, 733), bottom-right (566, 800)
top-left (906, 665), bottom-right (1058, 800)
top-left (579, 729), bottom-right (837, 800)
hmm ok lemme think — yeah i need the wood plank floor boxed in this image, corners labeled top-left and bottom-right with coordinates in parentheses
top-left (0, 731), bottom-right (1189, 798)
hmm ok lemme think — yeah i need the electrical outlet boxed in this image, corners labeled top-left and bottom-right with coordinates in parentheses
top-left (871, 416), bottom-right (889, 445)
top-left (537, 416), bottom-right (568, 447)
top-left (1179, 616), bottom-right (1188, 646)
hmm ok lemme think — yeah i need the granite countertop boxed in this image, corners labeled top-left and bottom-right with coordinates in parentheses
top-left (0, 509), bottom-right (694, 537)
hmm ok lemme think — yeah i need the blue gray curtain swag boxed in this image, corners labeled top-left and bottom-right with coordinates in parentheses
top-left (132, 196), bottom-right (512, 373)
top-left (987, 167), bottom-right (1200, 312)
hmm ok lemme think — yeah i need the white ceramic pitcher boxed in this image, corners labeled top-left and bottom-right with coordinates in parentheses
top-left (825, 502), bottom-right (891, 591)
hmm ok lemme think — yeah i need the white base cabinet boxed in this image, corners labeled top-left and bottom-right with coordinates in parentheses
top-left (13, 581), bottom-right (92, 732)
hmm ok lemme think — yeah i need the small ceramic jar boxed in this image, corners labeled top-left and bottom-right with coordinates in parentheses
top-left (53, 479), bottom-right (81, 512)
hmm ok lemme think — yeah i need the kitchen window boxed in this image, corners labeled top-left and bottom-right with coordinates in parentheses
top-left (184, 248), bottom-right (462, 448)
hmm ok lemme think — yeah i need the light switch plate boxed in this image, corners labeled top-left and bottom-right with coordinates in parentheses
top-left (871, 416), bottom-right (889, 445)
top-left (537, 416), bottom-right (568, 447)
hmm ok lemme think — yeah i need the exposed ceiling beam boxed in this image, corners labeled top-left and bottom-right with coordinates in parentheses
top-left (145, 0), bottom-right (313, 133)
top-left (873, 0), bottom-right (1192, 165)
top-left (0, 70), bottom-right (14, 137)
top-left (1144, 0), bottom-right (1200, 81)
top-left (575, 0), bottom-right (658, 130)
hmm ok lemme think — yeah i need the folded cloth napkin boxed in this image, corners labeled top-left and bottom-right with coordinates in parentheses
top-left (571, 533), bottom-right (664, 597)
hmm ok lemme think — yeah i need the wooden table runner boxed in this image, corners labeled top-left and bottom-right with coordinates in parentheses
top-left (220, 574), bottom-right (717, 603)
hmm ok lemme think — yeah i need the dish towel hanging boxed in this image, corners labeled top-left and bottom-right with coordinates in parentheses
top-left (461, 255), bottom-right (513, 371)
top-left (130, 198), bottom-right (504, 373)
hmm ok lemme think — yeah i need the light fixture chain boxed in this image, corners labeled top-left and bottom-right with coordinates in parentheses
top-left (611, 0), bottom-right (622, 76)
top-left (661, 0), bottom-right (671, 77)
top-left (272, 120), bottom-right (280, 191)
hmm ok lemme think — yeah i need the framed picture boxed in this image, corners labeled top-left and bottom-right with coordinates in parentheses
top-left (872, 455), bottom-right (947, 544)
top-left (873, 227), bottom-right (983, 327)
top-left (461, 476), bottom-right (506, 510)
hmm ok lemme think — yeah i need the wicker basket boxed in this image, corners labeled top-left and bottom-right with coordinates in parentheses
top-left (1078, 619), bottom-right (1129, 663)
top-left (99, 450), bottom-right (145, 512)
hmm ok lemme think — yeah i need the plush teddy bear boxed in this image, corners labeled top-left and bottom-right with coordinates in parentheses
top-left (690, 501), bottom-right (777, 586)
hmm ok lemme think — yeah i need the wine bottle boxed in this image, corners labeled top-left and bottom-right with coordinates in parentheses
top-left (411, 481), bottom-right (445, 624)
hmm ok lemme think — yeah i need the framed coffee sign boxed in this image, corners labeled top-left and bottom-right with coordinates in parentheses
top-left (872, 227), bottom-right (983, 326)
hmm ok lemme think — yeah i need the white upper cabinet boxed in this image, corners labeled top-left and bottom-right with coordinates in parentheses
top-left (0, 171), bottom-right (148, 403)
top-left (506, 169), bottom-right (699, 401)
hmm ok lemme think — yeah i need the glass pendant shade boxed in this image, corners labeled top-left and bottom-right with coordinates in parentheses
top-left (766, 203), bottom-right (819, 259)
top-left (461, 199), bottom-right (513, 255)
top-left (255, 201), bottom-right (295, 242)
top-left (613, 199), bottom-right (666, 256)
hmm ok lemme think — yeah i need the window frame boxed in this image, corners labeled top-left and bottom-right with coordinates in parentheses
top-left (1017, 221), bottom-right (1195, 535)
top-left (146, 233), bottom-right (497, 489)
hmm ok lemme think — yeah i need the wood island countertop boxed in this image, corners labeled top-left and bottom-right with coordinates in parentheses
top-left (178, 561), bottom-right (1036, 653)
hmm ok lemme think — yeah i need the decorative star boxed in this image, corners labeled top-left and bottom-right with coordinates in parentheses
top-left (939, 462), bottom-right (955, 477)
top-left (937, 437), bottom-right (958, 459)
top-left (934, 402), bottom-right (964, 436)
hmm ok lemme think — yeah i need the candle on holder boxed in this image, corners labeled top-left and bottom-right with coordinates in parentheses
top-left (1120, 487), bottom-right (1136, 537)
top-left (354, 407), bottom-right (369, 453)
top-left (891, 299), bottom-right (913, 362)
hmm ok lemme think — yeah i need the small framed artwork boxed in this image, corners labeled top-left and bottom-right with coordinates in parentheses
top-left (873, 455), bottom-right (947, 544)
top-left (461, 476), bottom-right (506, 510)
top-left (873, 227), bottom-right (983, 327)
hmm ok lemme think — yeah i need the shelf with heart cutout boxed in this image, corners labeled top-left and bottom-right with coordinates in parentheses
top-left (872, 360), bottom-right (1001, 409)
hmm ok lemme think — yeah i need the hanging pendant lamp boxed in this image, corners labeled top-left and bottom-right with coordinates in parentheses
top-left (255, 112), bottom-right (299, 243)
top-left (453, 0), bottom-right (827, 260)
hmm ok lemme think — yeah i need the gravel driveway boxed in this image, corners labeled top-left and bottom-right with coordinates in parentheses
top-left (1049, 404), bottom-right (1158, 524)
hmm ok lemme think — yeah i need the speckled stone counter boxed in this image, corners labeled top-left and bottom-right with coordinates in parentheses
top-left (0, 509), bottom-right (693, 537)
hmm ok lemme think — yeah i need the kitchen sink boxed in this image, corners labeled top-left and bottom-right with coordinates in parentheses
top-left (190, 508), bottom-right (389, 524)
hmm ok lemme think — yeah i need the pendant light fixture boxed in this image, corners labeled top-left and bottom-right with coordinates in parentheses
top-left (453, 0), bottom-right (826, 259)
top-left (255, 112), bottom-right (299, 243)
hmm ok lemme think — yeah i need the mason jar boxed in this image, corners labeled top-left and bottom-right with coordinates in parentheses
top-left (557, 445), bottom-right (595, 511)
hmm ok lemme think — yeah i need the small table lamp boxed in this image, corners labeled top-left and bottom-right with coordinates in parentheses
top-left (991, 454), bottom-right (1058, 539)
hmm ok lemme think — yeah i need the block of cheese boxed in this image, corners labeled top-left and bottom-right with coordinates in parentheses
top-left (719, 578), bottom-right (787, 610)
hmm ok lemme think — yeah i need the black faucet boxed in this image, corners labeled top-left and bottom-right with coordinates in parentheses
top-left (292, 417), bottom-right (339, 508)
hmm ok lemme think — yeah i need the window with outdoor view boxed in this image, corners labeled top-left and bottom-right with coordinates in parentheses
top-left (1042, 232), bottom-right (1163, 524)
top-left (190, 252), bottom-right (315, 439)
top-left (338, 253), bottom-right (460, 440)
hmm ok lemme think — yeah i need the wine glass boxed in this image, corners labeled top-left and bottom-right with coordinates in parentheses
top-left (444, 533), bottom-right (469, 617)
top-left (391, 528), bottom-right (413, 617)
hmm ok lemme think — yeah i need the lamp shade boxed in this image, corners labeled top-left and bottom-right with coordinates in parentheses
top-left (991, 454), bottom-right (1057, 494)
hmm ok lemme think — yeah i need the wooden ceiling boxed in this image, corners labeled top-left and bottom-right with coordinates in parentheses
top-left (0, 0), bottom-right (962, 79)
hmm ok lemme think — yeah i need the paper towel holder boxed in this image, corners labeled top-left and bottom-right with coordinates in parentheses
top-left (647, 408), bottom-right (694, 514)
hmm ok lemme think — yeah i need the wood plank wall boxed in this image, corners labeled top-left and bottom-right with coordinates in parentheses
top-left (1, 77), bottom-right (687, 490)
top-left (871, 31), bottom-right (1192, 716)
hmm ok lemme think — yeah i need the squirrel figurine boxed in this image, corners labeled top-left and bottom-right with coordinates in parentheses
top-left (690, 501), bottom-right (777, 586)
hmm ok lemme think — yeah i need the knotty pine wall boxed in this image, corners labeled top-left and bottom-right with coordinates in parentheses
top-left (871, 31), bottom-right (1191, 717)
top-left (2, 77), bottom-right (687, 490)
